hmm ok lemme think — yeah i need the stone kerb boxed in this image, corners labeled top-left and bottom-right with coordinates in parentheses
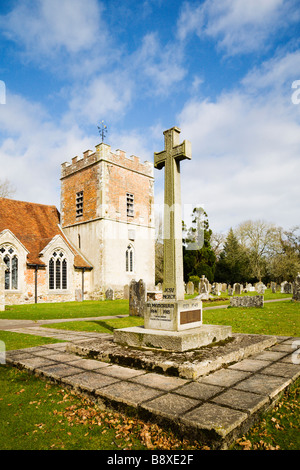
top-left (230, 295), bottom-right (264, 308)
top-left (0, 258), bottom-right (6, 311)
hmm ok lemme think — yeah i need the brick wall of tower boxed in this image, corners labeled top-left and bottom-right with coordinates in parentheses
top-left (60, 144), bottom-right (154, 229)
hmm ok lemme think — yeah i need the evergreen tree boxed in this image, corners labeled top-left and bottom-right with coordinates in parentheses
top-left (183, 208), bottom-right (216, 283)
top-left (214, 228), bottom-right (251, 284)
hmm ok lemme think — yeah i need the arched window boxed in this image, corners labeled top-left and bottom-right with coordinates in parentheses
top-left (49, 251), bottom-right (67, 290)
top-left (0, 245), bottom-right (18, 290)
top-left (126, 245), bottom-right (134, 273)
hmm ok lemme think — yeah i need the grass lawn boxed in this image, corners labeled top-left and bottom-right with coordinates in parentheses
top-left (0, 298), bottom-right (299, 450)
top-left (0, 299), bottom-right (129, 320)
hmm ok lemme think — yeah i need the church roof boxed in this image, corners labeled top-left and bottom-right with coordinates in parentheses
top-left (0, 198), bottom-right (92, 269)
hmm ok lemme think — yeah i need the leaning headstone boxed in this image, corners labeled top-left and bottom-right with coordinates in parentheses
top-left (0, 258), bottom-right (5, 312)
top-left (186, 281), bottom-right (194, 295)
top-left (105, 287), bottom-right (114, 300)
top-left (292, 273), bottom-right (300, 302)
top-left (129, 279), bottom-right (146, 317)
top-left (271, 282), bottom-right (276, 294)
top-left (230, 295), bottom-right (264, 308)
top-left (284, 282), bottom-right (292, 294)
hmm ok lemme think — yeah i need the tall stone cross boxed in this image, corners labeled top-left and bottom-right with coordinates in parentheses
top-left (154, 127), bottom-right (191, 301)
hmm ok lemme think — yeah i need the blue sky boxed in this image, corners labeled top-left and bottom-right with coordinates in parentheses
top-left (0, 0), bottom-right (300, 235)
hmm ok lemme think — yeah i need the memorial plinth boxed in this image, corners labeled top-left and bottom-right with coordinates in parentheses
top-left (114, 127), bottom-right (232, 352)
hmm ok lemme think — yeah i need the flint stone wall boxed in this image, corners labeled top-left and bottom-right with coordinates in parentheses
top-left (230, 295), bottom-right (264, 308)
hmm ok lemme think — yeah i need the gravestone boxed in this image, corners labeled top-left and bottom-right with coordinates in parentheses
top-left (280, 281), bottom-right (287, 293)
top-left (256, 282), bottom-right (266, 294)
top-left (199, 275), bottom-right (209, 294)
top-left (0, 258), bottom-right (5, 312)
top-left (123, 284), bottom-right (129, 299)
top-left (186, 281), bottom-right (194, 295)
top-left (233, 283), bottom-right (242, 295)
top-left (284, 282), bottom-right (292, 294)
top-left (271, 282), bottom-right (276, 294)
top-left (114, 128), bottom-right (231, 351)
top-left (75, 289), bottom-right (83, 302)
top-left (129, 279), bottom-right (146, 317)
top-left (105, 287), bottom-right (114, 300)
top-left (292, 273), bottom-right (300, 302)
top-left (222, 283), bottom-right (227, 293)
top-left (228, 287), bottom-right (233, 296)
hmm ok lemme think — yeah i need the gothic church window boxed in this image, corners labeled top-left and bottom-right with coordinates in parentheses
top-left (126, 245), bottom-right (134, 273)
top-left (49, 251), bottom-right (67, 290)
top-left (0, 245), bottom-right (18, 290)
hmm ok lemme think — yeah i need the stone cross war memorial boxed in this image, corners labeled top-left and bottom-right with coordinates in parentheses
top-left (114, 127), bottom-right (231, 351)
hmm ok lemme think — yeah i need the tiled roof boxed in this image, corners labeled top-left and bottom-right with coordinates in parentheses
top-left (0, 198), bottom-right (92, 269)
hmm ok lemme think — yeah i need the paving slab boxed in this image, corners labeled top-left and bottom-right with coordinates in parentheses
top-left (233, 373), bottom-right (291, 398)
top-left (141, 393), bottom-right (200, 419)
top-left (211, 389), bottom-right (269, 415)
top-left (63, 371), bottom-right (120, 392)
top-left (174, 382), bottom-right (224, 401)
top-left (181, 402), bottom-right (248, 440)
top-left (95, 381), bottom-right (164, 407)
top-left (198, 369), bottom-right (252, 387)
top-left (129, 372), bottom-right (187, 391)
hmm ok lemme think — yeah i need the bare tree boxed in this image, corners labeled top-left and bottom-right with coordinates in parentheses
top-left (235, 219), bottom-right (282, 280)
top-left (0, 178), bottom-right (16, 198)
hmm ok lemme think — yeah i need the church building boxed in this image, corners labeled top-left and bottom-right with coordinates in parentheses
top-left (0, 141), bottom-right (155, 304)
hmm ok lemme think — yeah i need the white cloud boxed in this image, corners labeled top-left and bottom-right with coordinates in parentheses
top-left (65, 74), bottom-right (133, 126)
top-left (177, 0), bottom-right (299, 55)
top-left (178, 50), bottom-right (300, 233)
top-left (1, 0), bottom-right (105, 56)
top-left (0, 92), bottom-right (93, 207)
top-left (133, 33), bottom-right (186, 96)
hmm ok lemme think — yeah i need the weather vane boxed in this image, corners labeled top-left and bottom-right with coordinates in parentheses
top-left (98, 121), bottom-right (108, 143)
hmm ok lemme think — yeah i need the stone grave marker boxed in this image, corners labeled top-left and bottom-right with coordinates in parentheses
top-left (123, 284), bottom-right (129, 299)
top-left (186, 281), bottom-right (194, 295)
top-left (233, 283), bottom-right (242, 295)
top-left (105, 287), bottom-right (114, 300)
top-left (199, 275), bottom-right (209, 294)
top-left (292, 273), bottom-right (300, 302)
top-left (129, 279), bottom-right (146, 317)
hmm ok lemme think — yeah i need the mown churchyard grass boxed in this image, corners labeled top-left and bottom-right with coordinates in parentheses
top-left (0, 298), bottom-right (299, 450)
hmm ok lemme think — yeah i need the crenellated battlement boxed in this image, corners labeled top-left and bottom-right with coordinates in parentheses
top-left (61, 142), bottom-right (153, 179)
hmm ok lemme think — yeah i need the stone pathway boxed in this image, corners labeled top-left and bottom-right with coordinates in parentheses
top-left (4, 325), bottom-right (300, 449)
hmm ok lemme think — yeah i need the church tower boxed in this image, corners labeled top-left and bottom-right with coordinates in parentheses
top-left (60, 142), bottom-right (155, 299)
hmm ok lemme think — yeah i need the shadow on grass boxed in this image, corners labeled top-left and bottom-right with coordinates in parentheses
top-left (90, 320), bottom-right (115, 333)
